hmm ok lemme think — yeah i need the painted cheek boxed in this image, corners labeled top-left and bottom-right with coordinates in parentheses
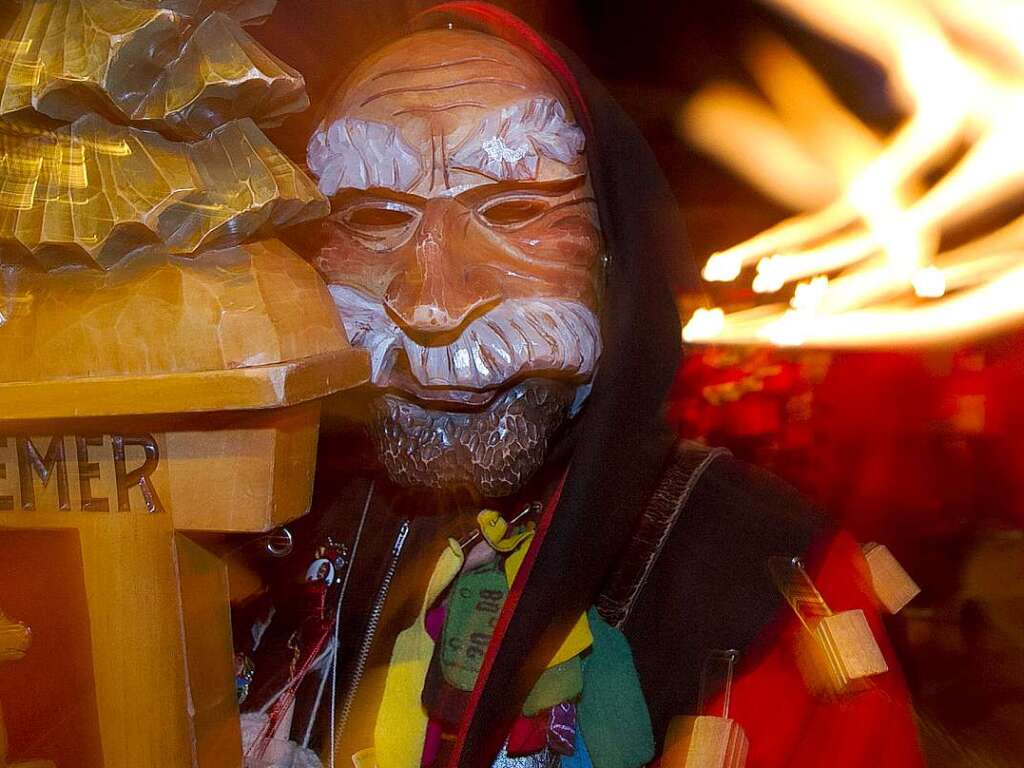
top-left (313, 235), bottom-right (402, 297)
top-left (483, 216), bottom-right (602, 306)
top-left (511, 214), bottom-right (602, 268)
top-left (481, 252), bottom-right (600, 310)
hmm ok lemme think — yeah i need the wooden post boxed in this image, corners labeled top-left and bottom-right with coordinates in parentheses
top-left (0, 400), bottom-right (361, 766)
top-left (0, 243), bottom-right (369, 768)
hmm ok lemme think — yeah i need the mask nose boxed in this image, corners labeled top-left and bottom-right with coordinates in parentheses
top-left (384, 199), bottom-right (500, 338)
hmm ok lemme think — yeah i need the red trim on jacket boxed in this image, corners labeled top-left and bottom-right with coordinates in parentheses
top-left (446, 475), bottom-right (567, 768)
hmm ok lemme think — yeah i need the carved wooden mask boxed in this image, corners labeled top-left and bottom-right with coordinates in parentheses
top-left (307, 29), bottom-right (605, 496)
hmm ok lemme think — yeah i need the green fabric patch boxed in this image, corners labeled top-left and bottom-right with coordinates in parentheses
top-left (577, 609), bottom-right (654, 768)
top-left (440, 561), bottom-right (508, 691)
top-left (522, 656), bottom-right (584, 716)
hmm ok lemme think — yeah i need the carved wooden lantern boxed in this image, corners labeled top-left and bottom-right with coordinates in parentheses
top-left (0, 2), bottom-right (369, 766)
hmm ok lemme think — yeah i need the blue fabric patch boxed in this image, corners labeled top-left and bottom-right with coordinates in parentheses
top-left (562, 723), bottom-right (594, 768)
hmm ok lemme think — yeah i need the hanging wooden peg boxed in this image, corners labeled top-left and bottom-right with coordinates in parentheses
top-left (769, 557), bottom-right (888, 697)
top-left (0, 613), bottom-right (29, 663)
top-left (0, 610), bottom-right (54, 768)
top-left (861, 543), bottom-right (920, 615)
top-left (663, 650), bottom-right (749, 768)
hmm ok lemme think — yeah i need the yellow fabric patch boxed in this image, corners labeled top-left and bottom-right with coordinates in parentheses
top-left (504, 531), bottom-right (593, 668)
top-left (373, 540), bottom-right (464, 768)
top-left (478, 509), bottom-right (535, 552)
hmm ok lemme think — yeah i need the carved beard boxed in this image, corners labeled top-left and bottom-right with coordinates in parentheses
top-left (369, 378), bottom-right (572, 497)
top-left (329, 285), bottom-right (601, 496)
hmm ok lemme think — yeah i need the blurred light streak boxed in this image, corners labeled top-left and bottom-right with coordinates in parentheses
top-left (912, 266), bottom-right (946, 298)
top-left (692, 259), bottom-right (1024, 347)
top-left (680, 0), bottom-right (1024, 347)
top-left (682, 82), bottom-right (841, 212)
top-left (682, 307), bottom-right (725, 343)
top-left (791, 275), bottom-right (830, 311)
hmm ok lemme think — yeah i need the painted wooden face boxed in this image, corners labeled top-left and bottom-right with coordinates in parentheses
top-left (306, 29), bottom-right (605, 495)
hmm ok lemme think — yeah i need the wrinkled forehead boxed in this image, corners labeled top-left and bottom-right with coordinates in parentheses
top-left (308, 29), bottom-right (588, 197)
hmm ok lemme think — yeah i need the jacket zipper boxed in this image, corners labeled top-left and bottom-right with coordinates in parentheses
top-left (334, 518), bottom-right (411, 742)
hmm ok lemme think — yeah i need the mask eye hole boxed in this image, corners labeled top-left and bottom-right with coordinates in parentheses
top-left (478, 198), bottom-right (549, 227)
top-left (341, 204), bottom-right (416, 230)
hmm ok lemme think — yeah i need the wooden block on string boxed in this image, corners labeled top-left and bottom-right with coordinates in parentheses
top-left (663, 715), bottom-right (749, 768)
top-left (862, 543), bottom-right (920, 614)
top-left (0, 610), bottom-right (57, 768)
top-left (814, 609), bottom-right (889, 693)
top-left (769, 555), bottom-right (890, 698)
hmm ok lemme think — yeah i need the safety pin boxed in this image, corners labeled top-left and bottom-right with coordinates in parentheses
top-left (457, 501), bottom-right (541, 551)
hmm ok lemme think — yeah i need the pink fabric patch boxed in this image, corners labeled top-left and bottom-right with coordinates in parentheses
top-left (421, 719), bottom-right (444, 767)
top-left (426, 604), bottom-right (446, 641)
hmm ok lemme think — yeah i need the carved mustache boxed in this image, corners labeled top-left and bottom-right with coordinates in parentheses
top-left (328, 284), bottom-right (602, 391)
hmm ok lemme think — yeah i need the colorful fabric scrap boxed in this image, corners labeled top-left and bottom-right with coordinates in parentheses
top-left (577, 609), bottom-right (654, 768)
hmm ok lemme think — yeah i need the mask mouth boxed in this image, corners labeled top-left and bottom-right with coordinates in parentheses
top-left (383, 372), bottom-right (500, 409)
top-left (381, 353), bottom-right (577, 411)
top-left (397, 386), bottom-right (498, 408)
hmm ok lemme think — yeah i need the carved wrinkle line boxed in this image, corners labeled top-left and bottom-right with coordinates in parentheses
top-left (359, 78), bottom-right (528, 108)
top-left (392, 102), bottom-right (488, 116)
top-left (370, 56), bottom-right (511, 79)
top-left (441, 131), bottom-right (451, 190)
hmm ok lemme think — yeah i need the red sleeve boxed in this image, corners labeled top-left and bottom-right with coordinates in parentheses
top-left (710, 531), bottom-right (925, 768)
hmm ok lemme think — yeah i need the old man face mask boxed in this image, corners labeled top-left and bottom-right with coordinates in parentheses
top-left (307, 29), bottom-right (604, 497)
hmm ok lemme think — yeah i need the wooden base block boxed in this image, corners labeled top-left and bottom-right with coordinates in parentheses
top-left (0, 235), bottom-right (367, 765)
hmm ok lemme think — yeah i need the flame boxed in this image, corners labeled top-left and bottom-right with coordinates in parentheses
top-left (681, 0), bottom-right (1024, 347)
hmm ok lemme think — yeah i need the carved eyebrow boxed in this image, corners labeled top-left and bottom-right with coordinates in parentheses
top-left (446, 97), bottom-right (586, 182)
top-left (370, 56), bottom-right (513, 79)
top-left (307, 117), bottom-right (424, 195)
top-left (359, 78), bottom-right (527, 108)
